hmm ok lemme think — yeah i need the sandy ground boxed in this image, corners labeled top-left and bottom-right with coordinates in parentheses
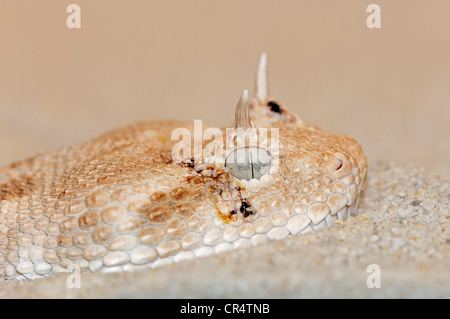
top-left (0, 1), bottom-right (449, 298)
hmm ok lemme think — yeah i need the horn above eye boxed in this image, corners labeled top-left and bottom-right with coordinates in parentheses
top-left (234, 89), bottom-right (252, 130)
top-left (256, 52), bottom-right (268, 101)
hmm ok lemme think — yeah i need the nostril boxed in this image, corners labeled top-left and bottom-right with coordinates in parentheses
top-left (325, 152), bottom-right (351, 178)
top-left (335, 159), bottom-right (343, 171)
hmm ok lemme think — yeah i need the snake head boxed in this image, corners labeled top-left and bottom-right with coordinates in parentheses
top-left (221, 53), bottom-right (367, 234)
top-left (0, 53), bottom-right (368, 279)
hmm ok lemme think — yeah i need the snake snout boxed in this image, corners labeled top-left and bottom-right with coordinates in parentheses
top-left (325, 152), bottom-right (353, 179)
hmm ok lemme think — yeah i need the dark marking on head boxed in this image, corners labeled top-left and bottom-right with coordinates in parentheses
top-left (239, 199), bottom-right (255, 218)
top-left (185, 157), bottom-right (196, 168)
top-left (268, 101), bottom-right (282, 114)
top-left (178, 160), bottom-right (256, 220)
top-left (160, 153), bottom-right (173, 164)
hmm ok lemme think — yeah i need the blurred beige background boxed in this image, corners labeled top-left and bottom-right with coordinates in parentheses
top-left (0, 0), bottom-right (449, 178)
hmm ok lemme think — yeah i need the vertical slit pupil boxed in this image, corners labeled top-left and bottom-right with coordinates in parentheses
top-left (250, 150), bottom-right (254, 179)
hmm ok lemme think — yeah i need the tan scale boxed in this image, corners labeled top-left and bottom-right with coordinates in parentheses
top-left (0, 54), bottom-right (367, 279)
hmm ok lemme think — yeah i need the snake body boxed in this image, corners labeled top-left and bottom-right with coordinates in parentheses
top-left (0, 55), bottom-right (367, 280)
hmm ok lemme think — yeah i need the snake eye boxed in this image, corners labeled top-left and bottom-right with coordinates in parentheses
top-left (224, 147), bottom-right (272, 180)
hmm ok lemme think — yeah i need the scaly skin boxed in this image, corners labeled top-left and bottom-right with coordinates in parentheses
top-left (0, 56), bottom-right (366, 280)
